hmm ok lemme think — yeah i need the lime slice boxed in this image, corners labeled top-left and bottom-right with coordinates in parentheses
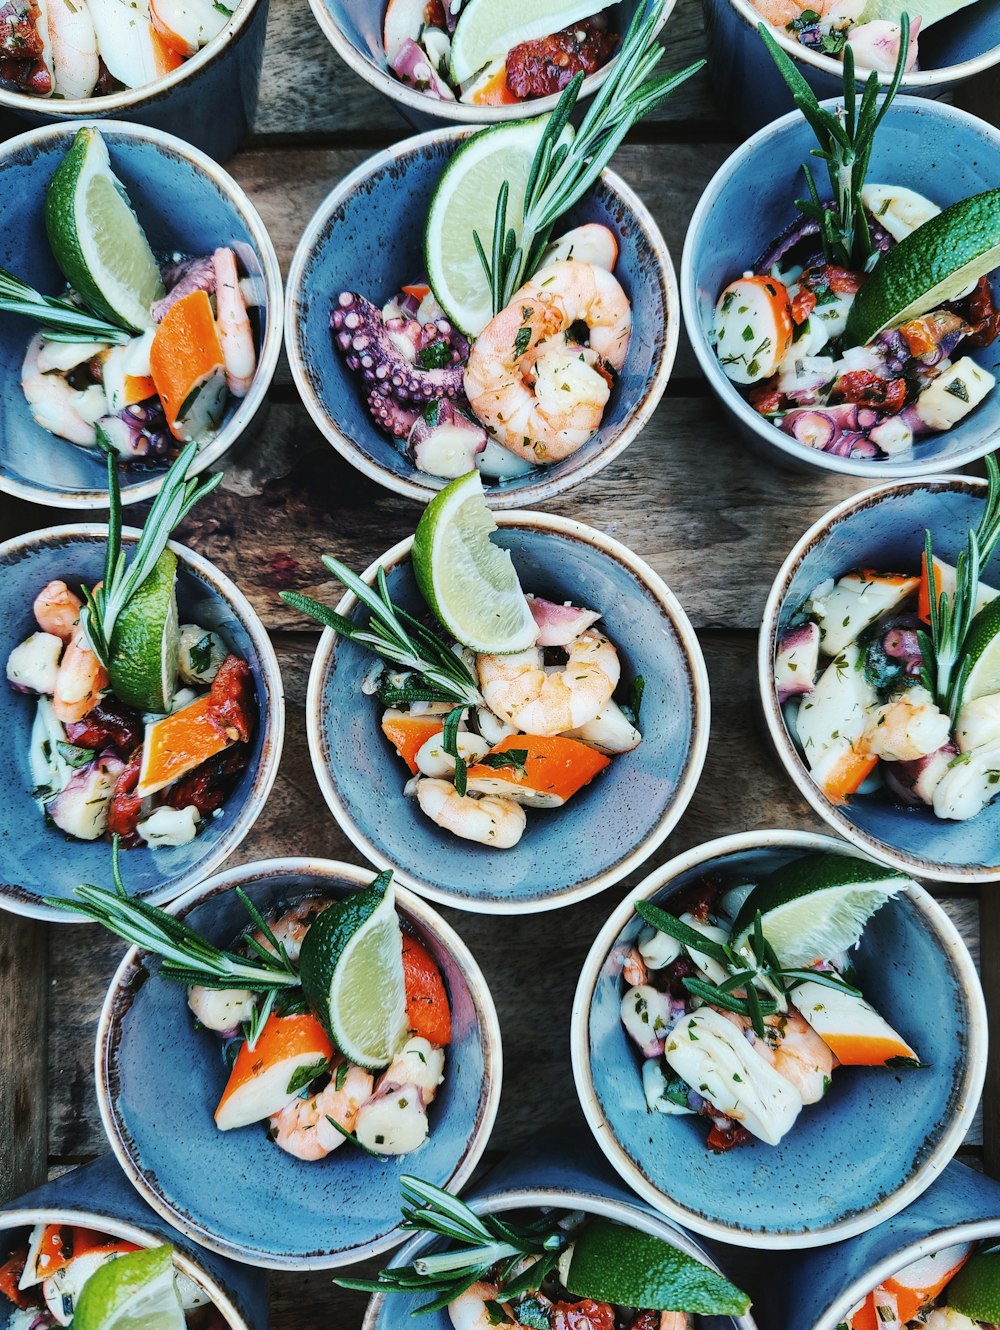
top-left (946, 1246), bottom-right (1000, 1322)
top-left (449, 0), bottom-right (603, 84)
top-left (411, 470), bottom-right (537, 653)
top-left (562, 1219), bottom-right (751, 1316)
top-left (961, 596), bottom-right (1000, 702)
top-left (424, 116), bottom-right (572, 336)
top-left (731, 852), bottom-right (910, 967)
top-left (845, 189), bottom-right (1000, 346)
top-left (108, 548), bottom-right (180, 713)
top-left (45, 126), bottom-right (164, 334)
top-left (72, 1244), bottom-right (185, 1330)
top-left (298, 878), bottom-right (408, 1069)
top-left (857, 0), bottom-right (976, 29)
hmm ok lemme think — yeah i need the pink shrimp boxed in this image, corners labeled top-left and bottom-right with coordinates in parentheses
top-left (33, 579), bottom-right (83, 642)
top-left (268, 1062), bottom-right (373, 1161)
top-left (52, 627), bottom-right (108, 723)
top-left (212, 247), bottom-right (256, 397)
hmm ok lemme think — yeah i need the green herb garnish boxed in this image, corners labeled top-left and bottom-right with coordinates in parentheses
top-left (0, 267), bottom-right (132, 344)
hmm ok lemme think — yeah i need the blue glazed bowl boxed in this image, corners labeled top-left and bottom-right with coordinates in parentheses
top-left (304, 512), bottom-right (710, 913)
top-left (96, 858), bottom-right (503, 1269)
top-left (309, 1), bottom-right (669, 130)
top-left (0, 4), bottom-right (267, 161)
top-left (285, 127), bottom-right (677, 509)
top-left (0, 1155), bottom-right (268, 1330)
top-left (0, 121), bottom-right (283, 509)
top-left (571, 830), bottom-right (986, 1249)
top-left (704, 0), bottom-right (1000, 133)
top-left (680, 97), bottom-right (1000, 479)
top-left (0, 525), bottom-right (285, 922)
top-left (363, 1128), bottom-right (759, 1330)
top-left (759, 475), bottom-right (1000, 882)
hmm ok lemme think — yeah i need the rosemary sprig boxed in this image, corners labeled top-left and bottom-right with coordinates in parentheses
top-left (80, 439), bottom-right (222, 670)
top-left (921, 453), bottom-right (1000, 724)
top-left (0, 267), bottom-right (132, 345)
top-left (475, 0), bottom-right (705, 314)
top-left (334, 1176), bottom-right (568, 1313)
top-left (758, 14), bottom-right (911, 269)
top-left (281, 558), bottom-right (483, 708)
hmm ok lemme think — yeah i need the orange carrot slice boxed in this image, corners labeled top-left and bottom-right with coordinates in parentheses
top-left (381, 713), bottom-right (445, 775)
top-left (468, 64), bottom-right (519, 105)
top-left (149, 289), bottom-right (226, 441)
top-left (215, 1011), bottom-right (333, 1131)
top-left (151, 24), bottom-right (185, 74)
top-left (401, 283), bottom-right (430, 301)
top-left (465, 733), bottom-right (610, 808)
top-left (402, 933), bottom-right (451, 1047)
top-left (813, 744), bottom-right (878, 805)
top-left (136, 694), bottom-right (233, 798)
top-left (852, 1246), bottom-right (972, 1329)
top-left (0, 1251), bottom-right (33, 1308)
top-left (819, 1032), bottom-right (913, 1066)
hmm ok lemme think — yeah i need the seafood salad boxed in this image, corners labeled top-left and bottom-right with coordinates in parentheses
top-left (383, 0), bottom-right (619, 106)
top-left (0, 0), bottom-right (238, 98)
top-left (5, 128), bottom-right (260, 470)
top-left (5, 448), bottom-right (256, 848)
top-left (620, 853), bottom-right (920, 1150)
top-left (0, 1230), bottom-right (225, 1328)
top-left (848, 1240), bottom-right (999, 1330)
top-left (283, 472), bottom-right (643, 853)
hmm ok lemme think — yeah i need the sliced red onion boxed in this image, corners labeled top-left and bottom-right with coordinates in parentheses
top-left (152, 256), bottom-right (215, 323)
top-left (528, 596), bottom-right (602, 647)
top-left (389, 37), bottom-right (455, 99)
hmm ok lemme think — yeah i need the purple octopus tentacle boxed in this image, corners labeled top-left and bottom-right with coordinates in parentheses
top-left (366, 390), bottom-right (420, 439)
top-left (331, 292), bottom-right (466, 404)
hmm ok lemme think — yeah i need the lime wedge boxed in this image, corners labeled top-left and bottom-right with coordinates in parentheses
top-left (424, 116), bottom-right (573, 336)
top-left (731, 852), bottom-right (910, 967)
top-left (946, 1246), bottom-right (1000, 1322)
top-left (562, 1219), bottom-right (751, 1316)
top-left (108, 548), bottom-right (180, 713)
top-left (298, 878), bottom-right (408, 1070)
top-left (449, 0), bottom-right (604, 84)
top-left (846, 189), bottom-right (1000, 346)
top-left (960, 597), bottom-right (1000, 702)
top-left (45, 126), bottom-right (164, 334)
top-left (72, 1244), bottom-right (185, 1330)
top-left (857, 0), bottom-right (976, 28)
top-left (411, 470), bottom-right (537, 653)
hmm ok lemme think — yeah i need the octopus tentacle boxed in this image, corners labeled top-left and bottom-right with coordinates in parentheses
top-left (366, 390), bottom-right (420, 439)
top-left (331, 292), bottom-right (466, 404)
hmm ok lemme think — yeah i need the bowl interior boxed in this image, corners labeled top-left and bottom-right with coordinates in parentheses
top-left (771, 481), bottom-right (1000, 875)
top-left (292, 135), bottom-right (669, 502)
top-left (315, 522), bottom-right (701, 908)
top-left (685, 99), bottom-right (1000, 473)
top-left (586, 842), bottom-right (976, 1241)
top-left (0, 529), bottom-right (275, 916)
top-left (877, 0), bottom-right (1000, 69)
top-left (0, 128), bottom-right (272, 505)
top-left (102, 865), bottom-right (494, 1266)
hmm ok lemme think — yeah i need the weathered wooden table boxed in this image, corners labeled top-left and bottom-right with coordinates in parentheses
top-left (0, 8), bottom-right (998, 1324)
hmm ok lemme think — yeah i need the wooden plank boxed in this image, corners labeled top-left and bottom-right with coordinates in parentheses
top-left (0, 916), bottom-right (47, 1202)
top-left (981, 889), bottom-right (1000, 1179)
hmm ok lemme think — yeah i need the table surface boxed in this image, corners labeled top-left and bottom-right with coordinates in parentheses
top-left (0, 7), bottom-right (999, 1326)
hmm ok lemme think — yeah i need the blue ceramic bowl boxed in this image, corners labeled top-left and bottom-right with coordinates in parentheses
top-left (760, 475), bottom-right (1000, 882)
top-left (96, 858), bottom-right (503, 1269)
top-left (0, 1155), bottom-right (268, 1330)
top-left (0, 122), bottom-right (283, 508)
top-left (309, 1), bottom-right (669, 129)
top-left (680, 97), bottom-right (1000, 479)
top-left (305, 512), bottom-right (710, 913)
top-left (0, 524), bottom-right (284, 922)
top-left (285, 127), bottom-right (677, 509)
top-left (704, 0), bottom-right (1000, 133)
top-left (571, 830), bottom-right (986, 1249)
top-left (0, 8), bottom-right (267, 161)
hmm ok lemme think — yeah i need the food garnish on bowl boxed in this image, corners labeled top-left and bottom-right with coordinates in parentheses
top-left (848, 1238), bottom-right (1000, 1329)
top-left (619, 850), bottom-right (920, 1151)
top-left (0, 127), bottom-right (262, 475)
top-left (338, 1175), bottom-right (751, 1320)
top-left (710, 28), bottom-right (1000, 466)
top-left (283, 471), bottom-right (644, 852)
top-left (776, 456), bottom-right (1000, 821)
top-left (331, 0), bottom-right (699, 486)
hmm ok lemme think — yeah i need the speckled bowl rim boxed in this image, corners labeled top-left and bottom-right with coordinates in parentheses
top-left (0, 119), bottom-right (284, 510)
top-left (0, 522), bottom-right (285, 922)
top-left (679, 96), bottom-right (1000, 481)
top-left (95, 855), bottom-right (504, 1271)
top-left (0, 1201), bottom-right (255, 1330)
top-left (757, 474), bottom-right (1000, 882)
top-left (721, 0), bottom-right (1000, 89)
top-left (361, 1184), bottom-right (759, 1330)
top-left (570, 828), bottom-right (988, 1249)
top-left (308, 3), bottom-right (672, 127)
top-left (304, 510), bottom-right (711, 914)
top-left (0, 0), bottom-right (263, 120)
top-left (809, 1217), bottom-right (1000, 1330)
top-left (284, 123), bottom-right (678, 509)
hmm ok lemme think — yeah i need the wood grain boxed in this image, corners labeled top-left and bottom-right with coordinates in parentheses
top-left (0, 916), bottom-right (47, 1202)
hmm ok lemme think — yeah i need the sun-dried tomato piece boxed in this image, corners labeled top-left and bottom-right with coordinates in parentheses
top-left (706, 1122), bottom-right (753, 1151)
top-left (206, 655), bottom-right (255, 744)
top-left (630, 1314), bottom-right (659, 1330)
top-left (108, 752), bottom-right (143, 845)
top-left (959, 276), bottom-right (1000, 350)
top-left (506, 16), bottom-right (617, 99)
top-left (832, 369), bottom-right (906, 414)
top-left (551, 1301), bottom-right (616, 1330)
top-left (423, 0), bottom-right (445, 26)
top-left (801, 263), bottom-right (864, 296)
top-left (748, 375), bottom-right (787, 416)
top-left (790, 287), bottom-right (816, 325)
top-left (163, 744), bottom-right (250, 816)
top-left (66, 697), bottom-right (143, 758)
